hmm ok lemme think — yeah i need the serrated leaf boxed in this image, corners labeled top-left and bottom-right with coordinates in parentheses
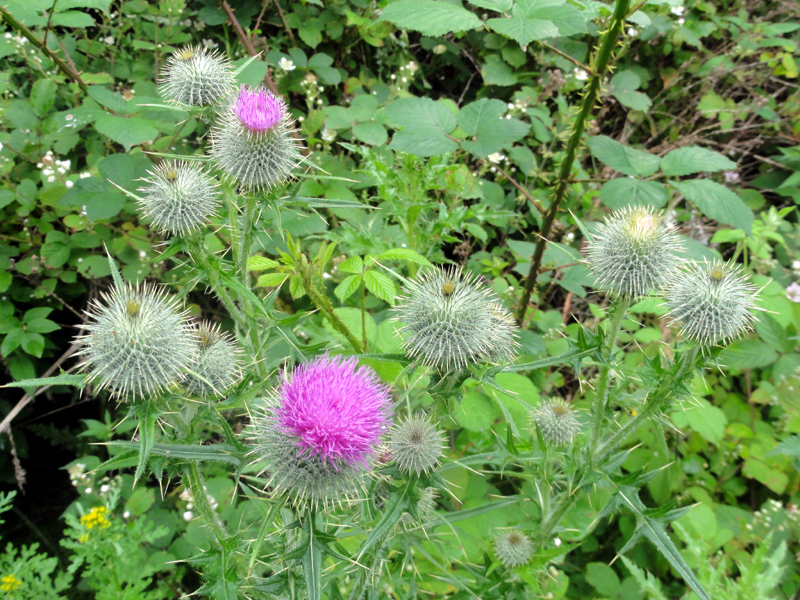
top-left (378, 0), bottom-right (482, 36)
top-left (660, 146), bottom-right (737, 176)
top-left (108, 441), bottom-right (242, 467)
top-left (386, 97), bottom-right (458, 157)
top-left (375, 248), bottom-right (433, 266)
top-left (599, 178), bottom-right (669, 209)
top-left (672, 179), bottom-right (754, 234)
top-left (608, 70), bottom-right (652, 112)
top-left (1, 373), bottom-right (86, 389)
top-left (94, 115), bottom-right (159, 149)
top-left (256, 273), bottom-right (289, 288)
top-left (458, 98), bottom-right (529, 158)
top-left (334, 275), bottom-right (362, 302)
top-left (364, 270), bottom-right (396, 304)
top-left (247, 256), bottom-right (280, 271)
top-left (468, 0), bottom-right (513, 10)
top-left (586, 136), bottom-right (661, 177)
top-left (338, 255), bottom-right (364, 274)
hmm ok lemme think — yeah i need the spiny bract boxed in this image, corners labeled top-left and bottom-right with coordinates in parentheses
top-left (585, 206), bottom-right (684, 299)
top-left (210, 85), bottom-right (302, 192)
top-left (248, 354), bottom-right (392, 509)
top-left (76, 281), bottom-right (196, 400)
top-left (137, 161), bottom-right (220, 236)
top-left (159, 45), bottom-right (235, 107)
top-left (182, 321), bottom-right (242, 398)
top-left (532, 399), bottom-right (580, 447)
top-left (390, 416), bottom-right (444, 475)
top-left (394, 267), bottom-right (519, 371)
top-left (494, 530), bottom-right (533, 568)
top-left (664, 259), bottom-right (760, 348)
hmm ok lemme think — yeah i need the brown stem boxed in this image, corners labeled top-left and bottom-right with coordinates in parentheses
top-left (495, 165), bottom-right (545, 215)
top-left (272, 0), bottom-right (295, 43)
top-left (219, 0), bottom-right (279, 96)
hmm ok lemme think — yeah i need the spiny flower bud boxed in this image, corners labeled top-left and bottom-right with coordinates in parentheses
top-left (183, 322), bottom-right (242, 398)
top-left (248, 354), bottom-right (392, 509)
top-left (532, 399), bottom-right (580, 447)
top-left (159, 45), bottom-right (235, 107)
top-left (394, 267), bottom-right (519, 371)
top-left (494, 530), bottom-right (533, 568)
top-left (138, 161), bottom-right (220, 236)
top-left (585, 206), bottom-right (684, 299)
top-left (77, 282), bottom-right (196, 399)
top-left (664, 259), bottom-right (759, 347)
top-left (390, 416), bottom-right (444, 475)
top-left (210, 85), bottom-right (302, 192)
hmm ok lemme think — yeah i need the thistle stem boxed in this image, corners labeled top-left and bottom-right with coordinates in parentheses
top-left (589, 298), bottom-right (630, 454)
top-left (301, 269), bottom-right (364, 353)
top-left (514, 0), bottom-right (632, 325)
top-left (239, 194), bottom-right (259, 288)
top-left (184, 461), bottom-right (230, 545)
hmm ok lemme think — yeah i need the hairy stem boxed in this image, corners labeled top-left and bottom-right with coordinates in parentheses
top-left (589, 298), bottom-right (631, 453)
top-left (184, 461), bottom-right (230, 545)
top-left (515, 0), bottom-right (632, 325)
top-left (301, 270), bottom-right (364, 353)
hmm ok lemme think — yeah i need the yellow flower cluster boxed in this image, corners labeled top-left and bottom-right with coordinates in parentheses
top-left (80, 506), bottom-right (111, 530)
top-left (1, 574), bottom-right (22, 592)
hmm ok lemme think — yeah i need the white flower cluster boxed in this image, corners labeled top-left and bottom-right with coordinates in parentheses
top-left (485, 152), bottom-right (516, 175)
top-left (389, 60), bottom-right (419, 87)
top-left (787, 281), bottom-right (800, 303)
top-left (37, 151), bottom-right (78, 187)
top-left (300, 72), bottom-right (325, 107)
top-left (671, 5), bottom-right (686, 25)
top-left (179, 485), bottom-right (219, 522)
top-left (278, 57), bottom-right (296, 72)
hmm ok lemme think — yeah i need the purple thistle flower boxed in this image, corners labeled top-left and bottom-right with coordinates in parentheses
top-left (276, 354), bottom-right (392, 469)
top-left (233, 85), bottom-right (284, 132)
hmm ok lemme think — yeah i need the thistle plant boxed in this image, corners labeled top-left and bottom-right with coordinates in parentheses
top-left (585, 206), bottom-right (683, 299)
top-left (532, 399), bottom-right (581, 447)
top-left (159, 45), bottom-right (235, 107)
top-left (137, 161), bottom-right (220, 236)
top-left (494, 530), bottom-right (533, 568)
top-left (389, 416), bottom-right (444, 475)
top-left (394, 267), bottom-right (519, 371)
top-left (76, 279), bottom-right (196, 400)
top-left (210, 84), bottom-right (301, 192)
top-left (182, 321), bottom-right (242, 398)
top-left (248, 354), bottom-right (392, 508)
top-left (664, 259), bottom-right (760, 347)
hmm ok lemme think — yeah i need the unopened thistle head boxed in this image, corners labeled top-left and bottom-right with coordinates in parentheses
top-left (210, 85), bottom-right (301, 192)
top-left (494, 530), bottom-right (533, 568)
top-left (248, 354), bottom-right (392, 508)
top-left (664, 259), bottom-right (760, 348)
top-left (390, 416), bottom-right (444, 475)
top-left (183, 322), bottom-right (242, 398)
top-left (76, 281), bottom-right (196, 399)
top-left (532, 399), bottom-right (580, 447)
top-left (585, 206), bottom-right (684, 299)
top-left (137, 161), bottom-right (220, 236)
top-left (394, 267), bottom-right (519, 371)
top-left (159, 45), bottom-right (235, 107)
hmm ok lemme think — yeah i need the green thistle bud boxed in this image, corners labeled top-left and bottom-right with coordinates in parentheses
top-left (664, 259), bottom-right (760, 347)
top-left (138, 161), bottom-right (220, 236)
top-left (183, 322), bottom-right (242, 398)
top-left (532, 399), bottom-right (580, 447)
top-left (389, 416), bottom-right (444, 475)
top-left (159, 45), bottom-right (235, 107)
top-left (76, 282), bottom-right (196, 399)
top-left (394, 267), bottom-right (519, 371)
top-left (585, 206), bottom-right (684, 299)
top-left (494, 530), bottom-right (533, 568)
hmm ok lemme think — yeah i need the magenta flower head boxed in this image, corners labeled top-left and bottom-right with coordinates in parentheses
top-left (210, 84), bottom-right (302, 192)
top-left (249, 354), bottom-right (393, 509)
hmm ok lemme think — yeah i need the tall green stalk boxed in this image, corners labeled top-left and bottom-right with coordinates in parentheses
top-left (515, 0), bottom-right (632, 325)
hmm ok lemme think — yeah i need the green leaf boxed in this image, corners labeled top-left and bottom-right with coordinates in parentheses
top-left (94, 115), bottom-right (159, 149)
top-left (660, 146), bottom-right (737, 176)
top-left (768, 435), bottom-right (800, 457)
top-left (378, 0), bottom-right (482, 36)
top-left (52, 10), bottom-right (95, 27)
top-left (247, 256), bottom-right (280, 271)
top-left (1, 329), bottom-right (23, 357)
top-left (670, 398), bottom-right (727, 445)
top-left (586, 136), bottom-right (661, 177)
top-left (352, 122), bottom-right (388, 146)
top-left (480, 53), bottom-right (518, 86)
top-left (608, 70), bottom-right (652, 112)
top-left (357, 487), bottom-right (411, 559)
top-left (468, 0), bottom-right (513, 10)
top-left (30, 79), bottom-right (57, 117)
top-left (364, 270), bottom-right (396, 304)
top-left (599, 178), bottom-right (669, 209)
top-left (255, 273), bottom-right (289, 288)
top-left (0, 373), bottom-right (86, 389)
top-left (304, 526), bottom-right (323, 600)
top-left (134, 403), bottom-right (158, 485)
top-left (87, 86), bottom-right (127, 113)
top-left (453, 391), bottom-right (495, 431)
top-left (108, 441), bottom-right (242, 467)
top-left (486, 0), bottom-right (562, 45)
top-left (58, 177), bottom-right (126, 221)
top-left (458, 99), bottom-right (529, 158)
top-left (334, 275), bottom-right (362, 302)
top-left (718, 339), bottom-right (778, 369)
top-left (21, 332), bottom-right (45, 357)
top-left (386, 98), bottom-right (458, 157)
top-left (672, 179), bottom-right (754, 234)
top-left (375, 248), bottom-right (433, 266)
top-left (57, 0), bottom-right (112, 10)
top-left (586, 563), bottom-right (620, 597)
top-left (338, 256), bottom-right (364, 274)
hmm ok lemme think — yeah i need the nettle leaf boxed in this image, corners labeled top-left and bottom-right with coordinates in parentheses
top-left (94, 115), bottom-right (159, 149)
top-left (608, 70), bottom-right (652, 112)
top-left (599, 178), bottom-right (669, 209)
top-left (338, 256), bottom-right (364, 274)
top-left (385, 97), bottom-right (458, 157)
top-left (364, 270), bottom-right (396, 304)
top-left (586, 136), bottom-right (661, 177)
top-left (660, 146), bottom-right (737, 176)
top-left (672, 179), bottom-right (754, 234)
top-left (378, 0), bottom-right (482, 36)
top-left (334, 275), bottom-right (362, 302)
top-left (458, 98), bottom-right (529, 158)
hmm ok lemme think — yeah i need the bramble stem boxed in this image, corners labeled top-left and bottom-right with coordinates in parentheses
top-left (515, 0), bottom-right (632, 325)
top-left (300, 269), bottom-right (364, 353)
top-left (589, 298), bottom-right (630, 454)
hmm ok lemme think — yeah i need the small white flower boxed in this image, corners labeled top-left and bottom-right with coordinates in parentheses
top-left (66, 180), bottom-right (74, 188)
top-left (183, 511), bottom-right (193, 521)
top-left (61, 159), bottom-right (71, 169)
top-left (77, 258), bottom-right (83, 262)
top-left (787, 282), bottom-right (800, 303)
top-left (671, 5), bottom-right (685, 15)
top-left (103, 36), bottom-right (114, 45)
top-left (43, 168), bottom-right (54, 176)
top-left (123, 510), bottom-right (130, 519)
top-left (627, 27), bottom-right (637, 36)
top-left (554, 537), bottom-right (562, 547)
top-left (321, 127), bottom-right (336, 142)
top-left (508, 102), bottom-right (515, 110)
top-left (100, 484), bottom-right (110, 493)
top-left (80, 172), bottom-right (91, 178)
top-left (391, 74), bottom-right (396, 80)
top-left (724, 171), bottom-right (740, 183)
top-left (279, 57), bottom-right (296, 71)
top-left (84, 487), bottom-right (92, 494)
top-left (47, 175), bottom-right (55, 182)
top-left (575, 68), bottom-right (588, 81)
top-left (791, 260), bottom-right (800, 271)
top-left (487, 152), bottom-right (505, 164)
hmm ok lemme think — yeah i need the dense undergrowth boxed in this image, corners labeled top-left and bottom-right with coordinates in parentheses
top-left (1, 0), bottom-right (799, 598)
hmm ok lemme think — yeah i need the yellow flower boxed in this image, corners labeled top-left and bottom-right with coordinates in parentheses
top-left (79, 534), bottom-right (90, 543)
top-left (1, 574), bottom-right (22, 592)
top-left (80, 506), bottom-right (111, 530)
